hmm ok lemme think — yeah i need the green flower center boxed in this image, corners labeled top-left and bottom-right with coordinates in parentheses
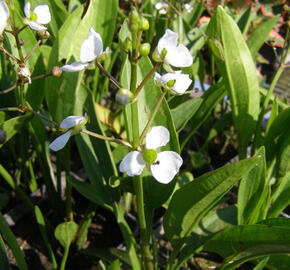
top-left (142, 149), bottom-right (157, 164)
top-left (30, 12), bottom-right (37, 21)
top-left (167, 79), bottom-right (176, 88)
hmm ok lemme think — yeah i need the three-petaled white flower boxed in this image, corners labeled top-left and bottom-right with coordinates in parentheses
top-left (155, 2), bottom-right (168, 14)
top-left (18, 66), bottom-right (31, 84)
top-left (0, 1), bottom-right (9, 35)
top-left (184, 3), bottom-right (193, 13)
top-left (24, 2), bottom-right (51, 31)
top-left (119, 126), bottom-right (183, 184)
top-left (154, 71), bottom-right (192, 95)
top-left (49, 116), bottom-right (87, 151)
top-left (60, 27), bottom-right (108, 72)
top-left (153, 29), bottom-right (193, 72)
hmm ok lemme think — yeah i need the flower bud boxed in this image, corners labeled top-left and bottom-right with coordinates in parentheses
top-left (122, 38), bottom-right (132, 53)
top-left (139, 43), bottom-right (151, 57)
top-left (152, 47), bottom-right (162, 62)
top-left (18, 66), bottom-right (31, 84)
top-left (37, 30), bottom-right (50, 39)
top-left (129, 10), bottom-right (141, 32)
top-left (140, 17), bottom-right (149, 31)
top-left (116, 88), bottom-right (134, 105)
top-left (51, 66), bottom-right (62, 77)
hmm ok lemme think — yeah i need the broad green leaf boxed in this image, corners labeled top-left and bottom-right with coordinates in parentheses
top-left (247, 16), bottom-right (280, 57)
top-left (68, 177), bottom-right (112, 210)
top-left (238, 147), bottom-right (269, 225)
top-left (276, 129), bottom-right (290, 178)
top-left (181, 82), bottom-right (226, 149)
top-left (120, 56), bottom-right (179, 208)
top-left (163, 156), bottom-right (261, 241)
top-left (171, 97), bottom-right (202, 133)
top-left (0, 114), bottom-right (33, 149)
top-left (34, 206), bottom-right (57, 269)
top-left (0, 212), bottom-right (28, 270)
top-left (267, 255), bottom-right (290, 270)
top-left (258, 217), bottom-right (290, 227)
top-left (268, 172), bottom-right (290, 218)
top-left (174, 205), bottom-right (237, 270)
top-left (54, 221), bottom-right (78, 248)
top-left (204, 224), bottom-right (290, 270)
top-left (206, 6), bottom-right (260, 157)
top-left (108, 259), bottom-right (121, 270)
top-left (265, 107), bottom-right (290, 164)
top-left (0, 233), bottom-right (10, 270)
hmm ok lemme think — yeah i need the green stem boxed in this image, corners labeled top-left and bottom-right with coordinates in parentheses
top-left (59, 246), bottom-right (70, 270)
top-left (64, 146), bottom-right (73, 221)
top-left (139, 90), bottom-right (167, 145)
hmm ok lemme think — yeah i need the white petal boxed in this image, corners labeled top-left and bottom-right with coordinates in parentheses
top-left (49, 130), bottom-right (72, 151)
top-left (157, 72), bottom-right (192, 94)
top-left (154, 72), bottom-right (163, 85)
top-left (0, 1), bottom-right (9, 35)
top-left (34, 5), bottom-right (51, 24)
top-left (157, 29), bottom-right (193, 68)
top-left (80, 27), bottom-right (103, 63)
top-left (150, 151), bottom-right (183, 184)
top-left (28, 20), bottom-right (46, 31)
top-left (145, 126), bottom-right (170, 150)
top-left (60, 62), bottom-right (89, 72)
top-left (24, 2), bottom-right (31, 18)
top-left (165, 44), bottom-right (193, 67)
top-left (184, 4), bottom-right (193, 13)
top-left (60, 116), bottom-right (86, 129)
top-left (119, 151), bottom-right (146, 177)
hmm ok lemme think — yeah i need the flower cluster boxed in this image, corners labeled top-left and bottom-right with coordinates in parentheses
top-left (119, 126), bottom-right (183, 184)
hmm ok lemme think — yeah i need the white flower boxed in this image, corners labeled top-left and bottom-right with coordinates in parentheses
top-left (24, 2), bottom-right (51, 31)
top-left (0, 1), bottom-right (9, 35)
top-left (154, 71), bottom-right (192, 94)
top-left (18, 66), bottom-right (31, 84)
top-left (155, 2), bottom-right (168, 14)
top-left (60, 27), bottom-right (107, 72)
top-left (153, 29), bottom-right (193, 71)
top-left (184, 3), bottom-right (193, 13)
top-left (49, 116), bottom-right (87, 151)
top-left (119, 126), bottom-right (183, 184)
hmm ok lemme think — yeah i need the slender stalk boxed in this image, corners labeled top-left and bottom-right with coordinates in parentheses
top-left (0, 46), bottom-right (21, 63)
top-left (59, 246), bottom-right (70, 270)
top-left (139, 90), bottom-right (167, 145)
top-left (81, 129), bottom-right (132, 148)
top-left (95, 61), bottom-right (123, 89)
top-left (64, 146), bottom-right (73, 222)
top-left (24, 40), bottom-right (41, 63)
top-left (132, 62), bottom-right (161, 103)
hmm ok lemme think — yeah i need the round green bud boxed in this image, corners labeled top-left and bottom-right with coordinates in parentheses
top-left (139, 43), bottom-right (151, 57)
top-left (116, 88), bottom-right (134, 105)
top-left (140, 17), bottom-right (149, 31)
top-left (167, 79), bottom-right (176, 88)
top-left (129, 10), bottom-right (141, 32)
top-left (142, 149), bottom-right (157, 164)
top-left (123, 38), bottom-right (132, 53)
top-left (30, 12), bottom-right (37, 21)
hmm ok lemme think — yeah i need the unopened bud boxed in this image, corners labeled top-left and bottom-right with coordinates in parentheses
top-left (140, 17), bottom-right (149, 31)
top-left (38, 30), bottom-right (50, 39)
top-left (116, 88), bottom-right (134, 105)
top-left (122, 38), bottom-right (132, 53)
top-left (152, 47), bottom-right (162, 62)
top-left (51, 66), bottom-right (62, 77)
top-left (139, 43), bottom-right (151, 57)
top-left (129, 10), bottom-right (141, 32)
top-left (19, 39), bottom-right (24, 45)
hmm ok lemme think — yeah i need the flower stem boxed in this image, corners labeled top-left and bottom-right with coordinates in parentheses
top-left (81, 129), bottom-right (132, 148)
top-left (24, 40), bottom-right (41, 63)
top-left (60, 245), bottom-right (70, 270)
top-left (139, 90), bottom-right (167, 145)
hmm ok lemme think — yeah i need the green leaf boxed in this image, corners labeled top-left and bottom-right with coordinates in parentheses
top-left (163, 156), bottom-right (261, 241)
top-left (171, 97), bottom-right (202, 133)
top-left (206, 6), bottom-right (260, 157)
top-left (54, 221), bottom-right (78, 248)
top-left (204, 224), bottom-right (290, 270)
top-left (108, 259), bottom-right (121, 270)
top-left (238, 147), bottom-right (270, 225)
top-left (0, 114), bottom-right (33, 149)
top-left (258, 217), bottom-right (290, 227)
top-left (0, 212), bottom-right (28, 270)
top-left (120, 56), bottom-right (179, 208)
top-left (268, 172), bottom-right (290, 218)
top-left (276, 129), bottom-right (290, 178)
top-left (237, 7), bottom-right (253, 36)
top-left (181, 82), bottom-right (226, 149)
top-left (0, 233), bottom-right (10, 270)
top-left (247, 16), bottom-right (280, 57)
